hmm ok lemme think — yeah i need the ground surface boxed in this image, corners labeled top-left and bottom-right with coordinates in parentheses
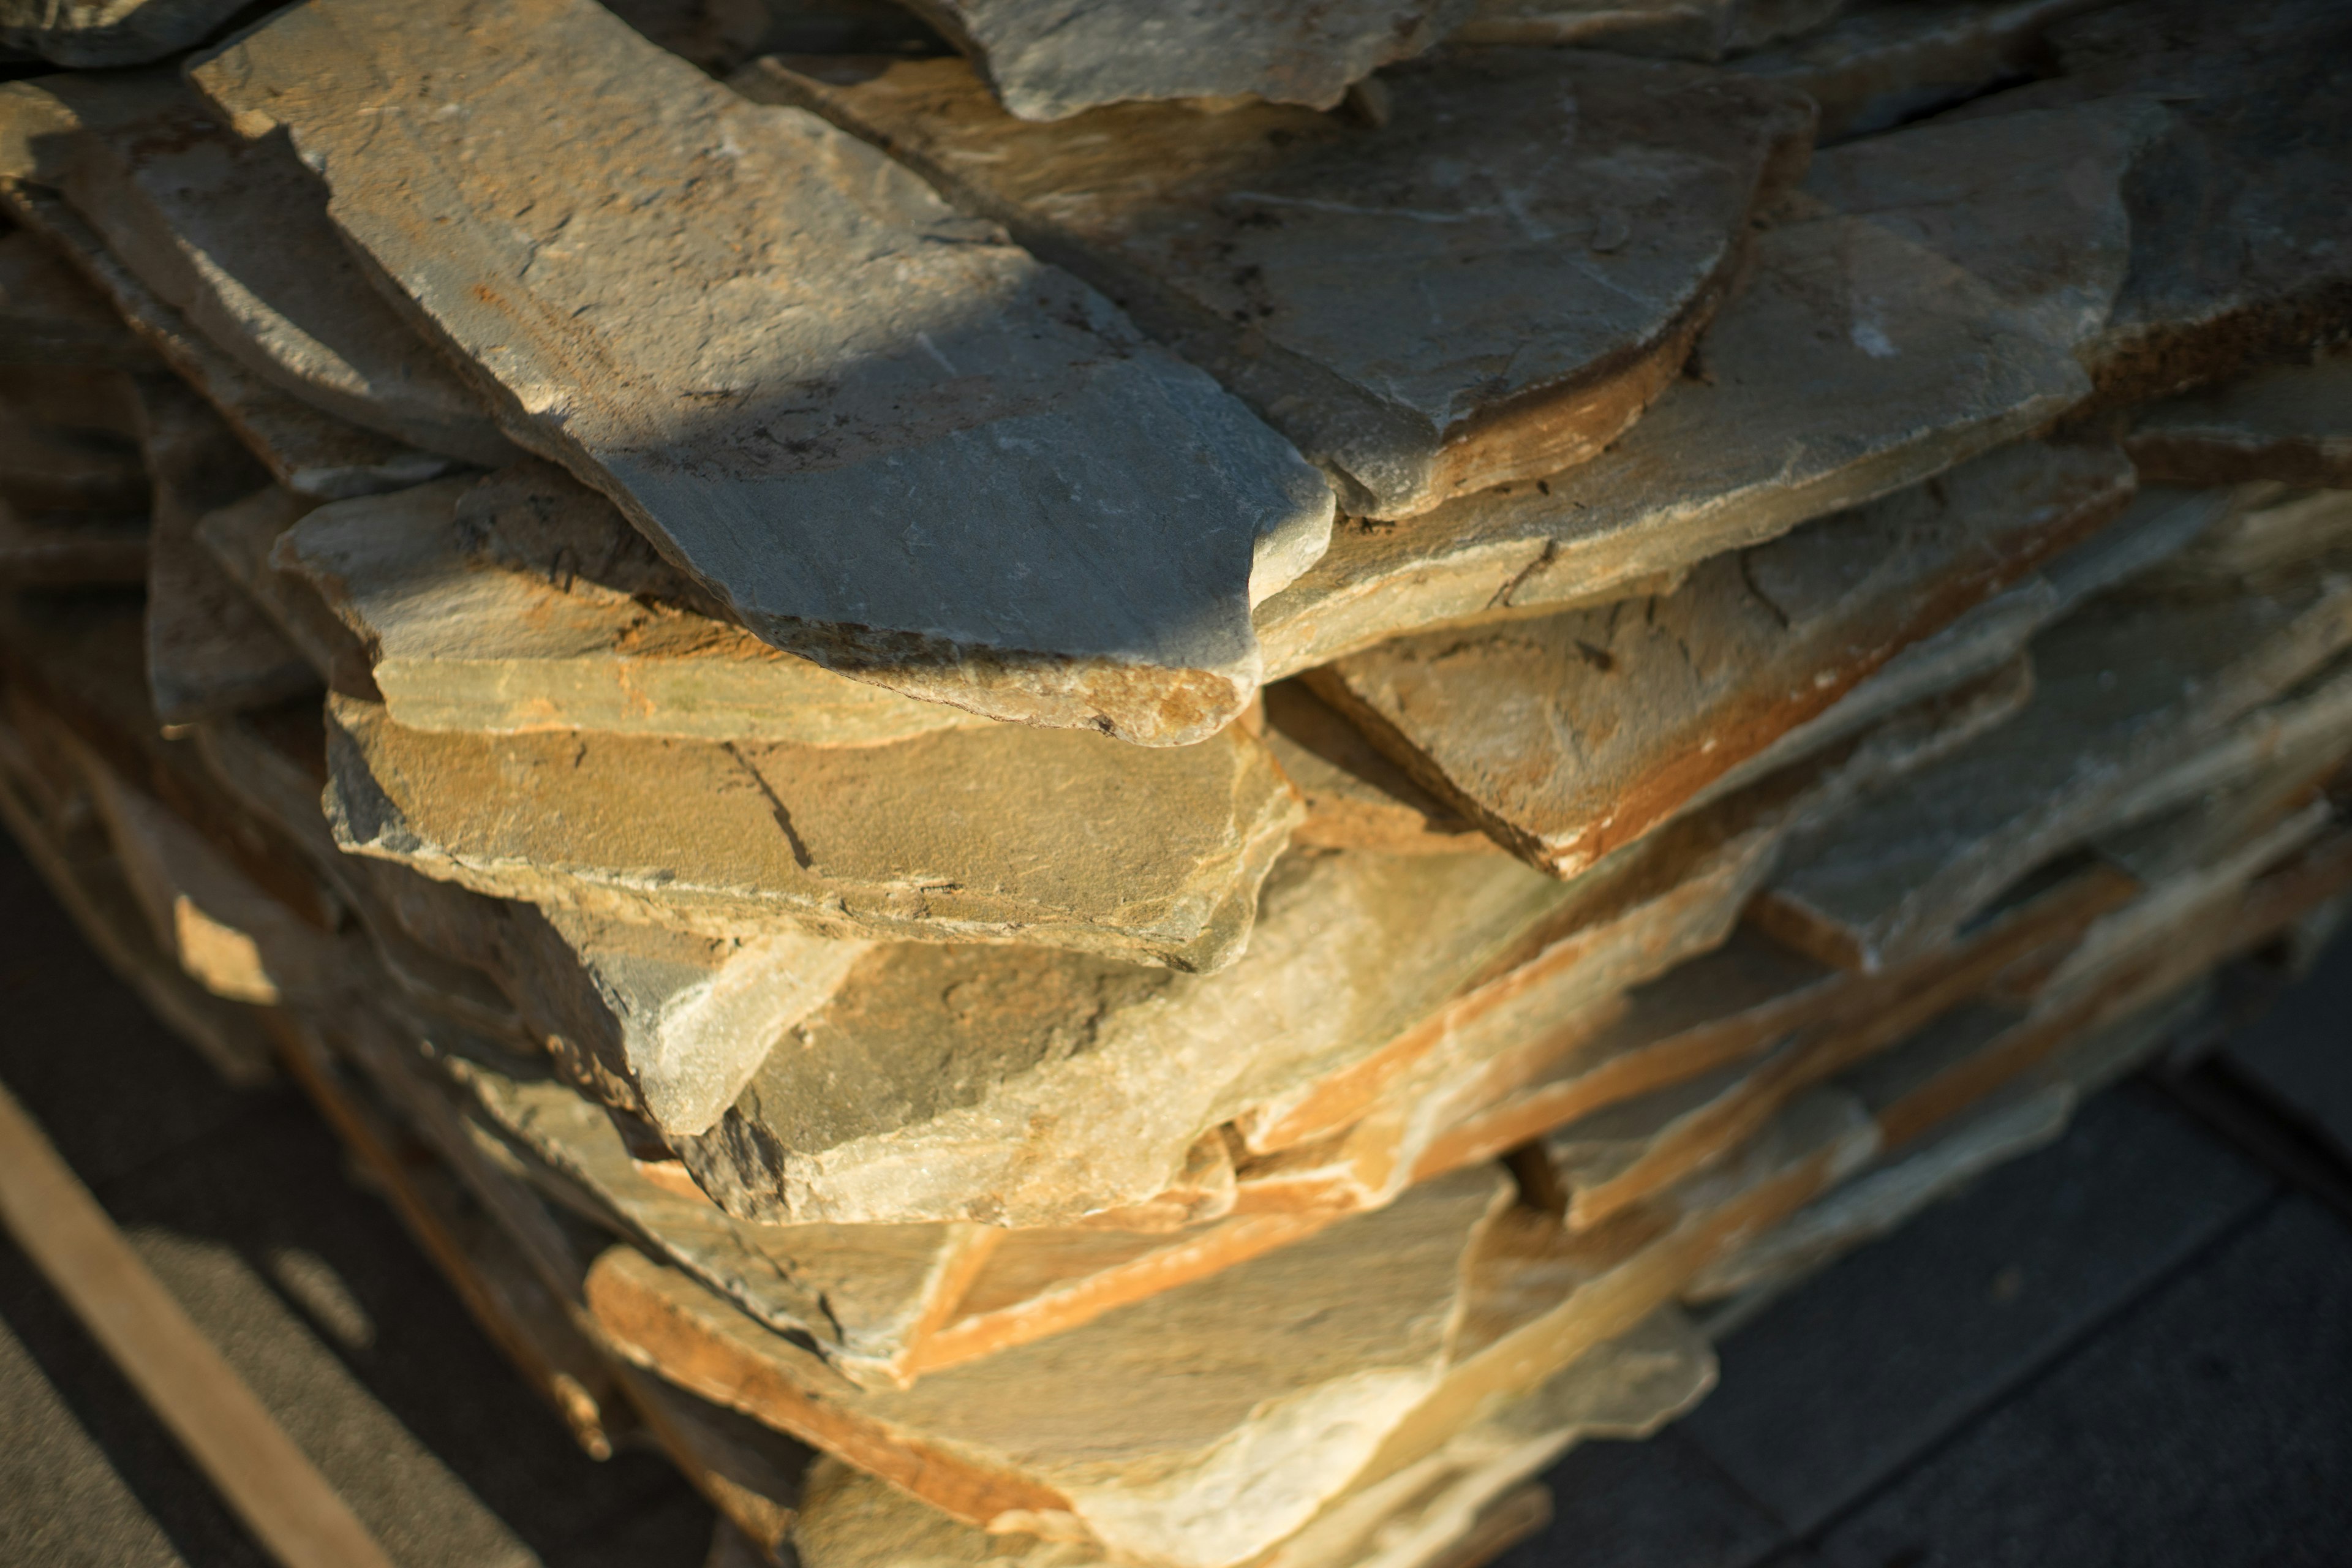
top-left (0, 829), bottom-right (2345, 1567)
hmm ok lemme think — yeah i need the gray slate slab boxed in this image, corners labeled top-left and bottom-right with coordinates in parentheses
top-left (897, 0), bottom-right (1472, 119)
top-left (190, 0), bottom-right (1335, 747)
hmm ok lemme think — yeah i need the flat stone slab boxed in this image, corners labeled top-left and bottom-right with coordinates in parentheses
top-left (1261, 680), bottom-right (1494, 855)
top-left (1760, 571), bottom-right (2352, 970)
top-left (1251, 202), bottom-right (2092, 676)
top-left (594, 1089), bottom-right (1875, 1568)
top-left (0, 183), bottom-right (456, 499)
top-left (1731, 0), bottom-right (2109, 141)
top-left (785, 1310), bottom-right (1712, 1568)
top-left (322, 688), bottom-right (1305, 973)
top-left (134, 377), bottom-right (317, 727)
top-left (1310, 440), bottom-right (2133, 878)
top-left (891, 0), bottom-right (1471, 119)
top-left (13, 71), bottom-right (512, 466)
top-left (191, 0), bottom-right (1335, 747)
top-left (2126, 350), bottom-right (2352, 488)
top-left (1942, 0), bottom-right (2352, 402)
top-left (745, 48), bottom-right (1811, 520)
top-left (0, 0), bottom-right (245, 66)
top-left (281, 462), bottom-right (1001, 747)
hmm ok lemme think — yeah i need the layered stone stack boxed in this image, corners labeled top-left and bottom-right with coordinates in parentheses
top-left (1, 0), bottom-right (2349, 1563)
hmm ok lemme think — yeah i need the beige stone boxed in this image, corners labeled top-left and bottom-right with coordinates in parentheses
top-left (1694, 482), bottom-right (2236, 809)
top-left (280, 462), bottom-right (997, 747)
top-left (2126, 350), bottom-right (2352, 488)
top-left (742, 50), bottom-right (1811, 519)
top-left (7, 72), bottom-right (513, 465)
top-left (1251, 206), bottom-right (2090, 676)
top-left (1261, 680), bottom-right (1493, 856)
top-left (1310, 440), bottom-right (2132, 878)
top-left (192, 0), bottom-right (1336, 748)
top-left (1757, 571), bottom-right (2352, 970)
top-left (888, 0), bottom-right (1471, 119)
top-left (590, 1089), bottom-right (1875, 1568)
top-left (323, 690), bottom-right (1303, 972)
top-left (787, 1310), bottom-right (1711, 1568)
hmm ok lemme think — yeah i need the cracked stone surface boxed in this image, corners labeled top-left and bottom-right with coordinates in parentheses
top-left (594, 1090), bottom-right (1874, 1568)
top-left (0, 0), bottom-right (246, 66)
top-left (2126, 350), bottom-right (2352, 489)
top-left (784, 1310), bottom-right (1713, 1568)
top-left (744, 48), bottom-right (1812, 520)
top-left (320, 689), bottom-right (1305, 973)
top-left (1250, 201), bottom-right (2091, 676)
top-left (1759, 570), bottom-right (2352, 970)
top-left (281, 461), bottom-right (1001, 747)
top-left (11, 70), bottom-right (514, 465)
top-left (192, 0), bottom-right (1335, 747)
top-left (891, 0), bottom-right (1473, 120)
top-left (1310, 440), bottom-right (2134, 879)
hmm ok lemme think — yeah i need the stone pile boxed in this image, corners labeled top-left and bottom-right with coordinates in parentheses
top-left (1, 0), bottom-right (2348, 1563)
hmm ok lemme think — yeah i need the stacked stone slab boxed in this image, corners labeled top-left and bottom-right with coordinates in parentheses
top-left (0, 0), bottom-right (2348, 1562)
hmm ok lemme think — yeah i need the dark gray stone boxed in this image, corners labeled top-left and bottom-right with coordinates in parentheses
top-left (1497, 1428), bottom-right (1783, 1568)
top-left (2222, 923), bottom-right (2352, 1165)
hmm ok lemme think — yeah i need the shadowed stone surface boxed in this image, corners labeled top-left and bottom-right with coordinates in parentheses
top-left (894, 0), bottom-right (1472, 120)
top-left (744, 49), bottom-right (1812, 519)
top-left (9, 71), bottom-right (513, 466)
top-left (2127, 350), bottom-right (2352, 489)
top-left (1455, 0), bottom-right (1845, 59)
top-left (0, 226), bottom-right (152, 369)
top-left (191, 0), bottom-right (1335, 747)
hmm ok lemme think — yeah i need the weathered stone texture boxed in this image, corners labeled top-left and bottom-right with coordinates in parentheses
top-left (1310, 441), bottom-right (2133, 878)
top-left (744, 49), bottom-right (1812, 519)
top-left (323, 690), bottom-right (1304, 972)
top-left (281, 462), bottom-right (1000, 747)
top-left (894, 0), bottom-right (1473, 120)
top-left (192, 0), bottom-right (1336, 747)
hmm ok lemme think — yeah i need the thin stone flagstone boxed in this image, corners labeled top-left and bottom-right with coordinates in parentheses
top-left (891, 0), bottom-right (1473, 120)
top-left (743, 49), bottom-right (1812, 520)
top-left (191, 0), bottom-right (1336, 747)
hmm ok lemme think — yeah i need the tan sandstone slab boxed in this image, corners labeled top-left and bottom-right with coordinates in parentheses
top-left (785, 1309), bottom-right (1712, 1568)
top-left (1757, 571), bottom-right (2352, 970)
top-left (1311, 439), bottom-right (2132, 878)
top-left (11, 71), bottom-right (512, 464)
top-left (888, 0), bottom-right (1470, 120)
top-left (322, 690), bottom-right (1303, 973)
top-left (742, 48), bottom-right (1812, 520)
top-left (279, 461), bottom-right (998, 747)
top-left (2125, 351), bottom-right (2352, 489)
top-left (591, 1088), bottom-right (1877, 1568)
top-left (191, 0), bottom-right (1335, 747)
top-left (1250, 198), bottom-right (2091, 676)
